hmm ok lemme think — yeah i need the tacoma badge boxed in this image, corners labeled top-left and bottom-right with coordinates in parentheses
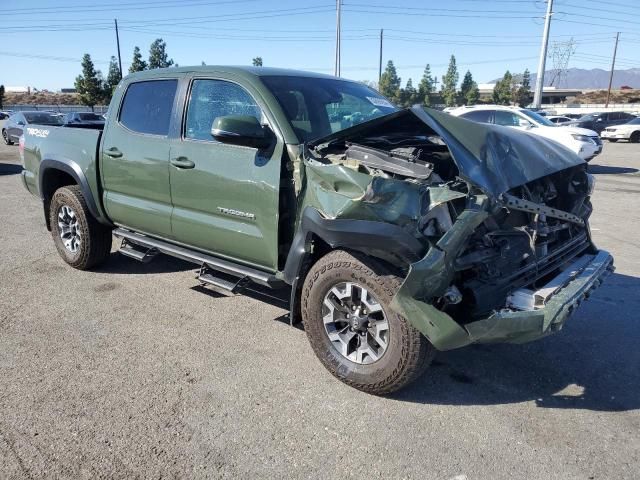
top-left (217, 207), bottom-right (256, 220)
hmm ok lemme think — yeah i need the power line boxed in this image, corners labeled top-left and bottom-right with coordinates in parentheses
top-left (559, 0), bottom-right (640, 9)
top-left (0, 6), bottom-right (337, 32)
top-left (3, 0), bottom-right (265, 15)
top-left (0, 50), bottom-right (127, 65)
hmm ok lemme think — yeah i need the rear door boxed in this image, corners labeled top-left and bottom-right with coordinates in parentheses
top-left (167, 76), bottom-right (284, 270)
top-left (101, 78), bottom-right (179, 237)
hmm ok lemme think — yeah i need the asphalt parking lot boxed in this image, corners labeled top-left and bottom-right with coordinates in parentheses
top-left (1, 126), bottom-right (639, 479)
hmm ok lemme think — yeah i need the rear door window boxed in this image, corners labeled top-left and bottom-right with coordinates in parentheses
top-left (119, 80), bottom-right (177, 136)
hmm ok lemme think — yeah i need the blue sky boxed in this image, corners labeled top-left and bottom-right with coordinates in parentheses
top-left (1, 0), bottom-right (639, 91)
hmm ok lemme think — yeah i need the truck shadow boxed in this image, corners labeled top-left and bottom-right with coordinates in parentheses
top-left (0, 162), bottom-right (23, 176)
top-left (588, 164), bottom-right (638, 175)
top-left (391, 272), bottom-right (640, 412)
top-left (97, 251), bottom-right (195, 275)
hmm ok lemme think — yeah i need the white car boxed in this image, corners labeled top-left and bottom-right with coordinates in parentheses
top-left (600, 117), bottom-right (640, 143)
top-left (449, 105), bottom-right (602, 161)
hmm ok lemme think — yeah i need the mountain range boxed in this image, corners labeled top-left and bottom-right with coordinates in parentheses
top-left (492, 68), bottom-right (640, 89)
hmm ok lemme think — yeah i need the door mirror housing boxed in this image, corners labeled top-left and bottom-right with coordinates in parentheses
top-left (211, 115), bottom-right (271, 149)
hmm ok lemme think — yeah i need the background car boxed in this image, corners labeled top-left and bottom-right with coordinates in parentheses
top-left (0, 111), bottom-right (10, 120)
top-left (449, 105), bottom-right (602, 161)
top-left (567, 111), bottom-right (636, 134)
top-left (62, 111), bottom-right (106, 128)
top-left (547, 115), bottom-right (573, 125)
top-left (2, 111), bottom-right (63, 145)
top-left (600, 117), bottom-right (640, 143)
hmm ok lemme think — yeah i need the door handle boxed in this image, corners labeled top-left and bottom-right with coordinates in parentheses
top-left (104, 147), bottom-right (123, 158)
top-left (170, 156), bottom-right (195, 169)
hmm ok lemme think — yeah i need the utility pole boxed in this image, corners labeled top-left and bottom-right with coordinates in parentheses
top-left (533, 0), bottom-right (553, 108)
top-left (334, 0), bottom-right (341, 77)
top-left (114, 19), bottom-right (123, 78)
top-left (605, 32), bottom-right (620, 108)
top-left (378, 29), bottom-right (383, 84)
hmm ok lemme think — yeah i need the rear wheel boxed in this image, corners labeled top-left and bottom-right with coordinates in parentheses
top-left (301, 249), bottom-right (435, 395)
top-left (2, 129), bottom-right (13, 145)
top-left (630, 131), bottom-right (640, 143)
top-left (49, 185), bottom-right (112, 270)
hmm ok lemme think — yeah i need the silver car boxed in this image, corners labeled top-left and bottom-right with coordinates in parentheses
top-left (2, 111), bottom-right (63, 145)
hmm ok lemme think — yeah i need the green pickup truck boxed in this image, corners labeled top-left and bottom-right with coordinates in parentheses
top-left (20, 66), bottom-right (613, 394)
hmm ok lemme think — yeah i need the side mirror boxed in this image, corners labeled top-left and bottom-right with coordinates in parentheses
top-left (17, 121), bottom-right (25, 126)
top-left (596, 118), bottom-right (604, 122)
top-left (518, 119), bottom-right (533, 129)
top-left (211, 115), bottom-right (271, 149)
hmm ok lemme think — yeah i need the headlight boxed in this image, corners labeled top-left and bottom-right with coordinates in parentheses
top-left (572, 134), bottom-right (595, 143)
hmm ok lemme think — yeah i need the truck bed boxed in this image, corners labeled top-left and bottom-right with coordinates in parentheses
top-left (22, 125), bottom-right (102, 199)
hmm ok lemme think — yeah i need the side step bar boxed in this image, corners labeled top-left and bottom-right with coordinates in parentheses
top-left (113, 228), bottom-right (284, 288)
top-left (197, 265), bottom-right (249, 293)
top-left (119, 238), bottom-right (158, 263)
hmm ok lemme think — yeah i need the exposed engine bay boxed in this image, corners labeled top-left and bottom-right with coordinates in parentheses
top-left (303, 107), bottom-right (601, 335)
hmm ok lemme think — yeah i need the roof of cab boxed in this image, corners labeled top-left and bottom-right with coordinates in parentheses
top-left (123, 65), bottom-right (342, 82)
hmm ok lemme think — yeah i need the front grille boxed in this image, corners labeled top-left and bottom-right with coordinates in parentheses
top-left (604, 128), bottom-right (615, 132)
top-left (500, 232), bottom-right (590, 289)
top-left (459, 227), bottom-right (591, 318)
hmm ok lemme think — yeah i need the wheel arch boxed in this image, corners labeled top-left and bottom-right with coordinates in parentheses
top-left (39, 158), bottom-right (105, 231)
top-left (283, 207), bottom-right (426, 324)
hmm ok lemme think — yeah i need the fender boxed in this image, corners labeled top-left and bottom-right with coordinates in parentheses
top-left (39, 157), bottom-right (111, 228)
top-left (283, 207), bottom-right (426, 323)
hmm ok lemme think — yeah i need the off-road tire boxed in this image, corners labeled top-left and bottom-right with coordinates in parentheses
top-left (630, 131), bottom-right (640, 143)
top-left (2, 129), bottom-right (13, 145)
top-left (607, 138), bottom-right (618, 143)
top-left (301, 249), bottom-right (435, 395)
top-left (49, 185), bottom-right (112, 270)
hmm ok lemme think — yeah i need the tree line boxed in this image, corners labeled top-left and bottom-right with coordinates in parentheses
top-left (378, 55), bottom-right (532, 108)
top-left (74, 41), bottom-right (532, 111)
top-left (75, 38), bottom-right (175, 109)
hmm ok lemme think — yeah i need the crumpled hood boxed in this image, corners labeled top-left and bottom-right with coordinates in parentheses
top-left (309, 107), bottom-right (586, 196)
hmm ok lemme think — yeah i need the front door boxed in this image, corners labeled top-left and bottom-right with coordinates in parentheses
top-left (168, 77), bottom-right (283, 271)
top-left (101, 79), bottom-right (178, 237)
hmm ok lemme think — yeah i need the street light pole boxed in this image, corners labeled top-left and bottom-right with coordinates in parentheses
top-left (378, 28), bottom-right (383, 85)
top-left (334, 0), bottom-right (341, 77)
top-left (114, 19), bottom-right (123, 79)
top-left (605, 32), bottom-right (620, 108)
top-left (533, 0), bottom-right (553, 108)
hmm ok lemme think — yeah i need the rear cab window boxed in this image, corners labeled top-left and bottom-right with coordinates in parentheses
top-left (119, 79), bottom-right (178, 136)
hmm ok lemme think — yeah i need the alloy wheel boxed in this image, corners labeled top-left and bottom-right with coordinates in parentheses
top-left (57, 205), bottom-right (82, 253)
top-left (322, 282), bottom-right (390, 364)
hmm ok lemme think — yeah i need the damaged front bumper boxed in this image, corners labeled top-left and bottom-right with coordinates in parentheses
top-left (391, 226), bottom-right (614, 351)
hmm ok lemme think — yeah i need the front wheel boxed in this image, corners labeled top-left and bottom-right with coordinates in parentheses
top-left (49, 185), bottom-right (113, 270)
top-left (2, 129), bottom-right (13, 145)
top-left (630, 132), bottom-right (640, 144)
top-left (301, 249), bottom-right (435, 395)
